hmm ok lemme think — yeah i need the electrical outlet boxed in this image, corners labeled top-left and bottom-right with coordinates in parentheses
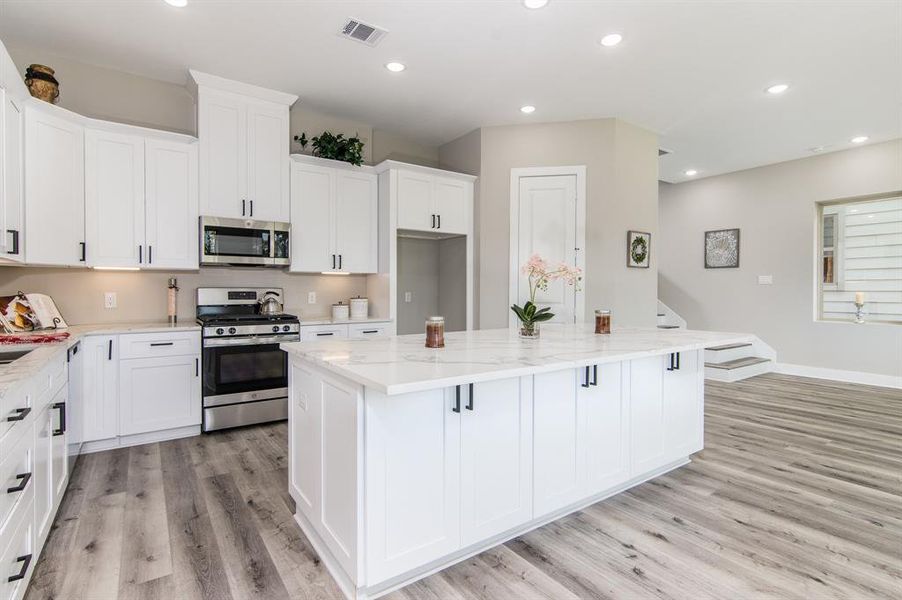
top-left (307, 292), bottom-right (317, 304)
top-left (404, 291), bottom-right (412, 303)
top-left (104, 292), bottom-right (118, 309)
top-left (758, 275), bottom-right (773, 285)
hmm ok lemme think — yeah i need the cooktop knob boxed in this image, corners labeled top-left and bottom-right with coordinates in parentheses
top-left (283, 325), bottom-right (291, 332)
top-left (272, 325), bottom-right (280, 333)
top-left (215, 328), bottom-right (224, 335)
top-left (228, 327), bottom-right (237, 334)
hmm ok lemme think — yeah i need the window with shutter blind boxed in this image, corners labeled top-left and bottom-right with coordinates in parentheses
top-left (817, 194), bottom-right (902, 324)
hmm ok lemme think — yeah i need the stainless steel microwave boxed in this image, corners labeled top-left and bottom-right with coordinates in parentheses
top-left (200, 217), bottom-right (290, 267)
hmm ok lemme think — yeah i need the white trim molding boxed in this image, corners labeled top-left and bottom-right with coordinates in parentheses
top-left (509, 166), bottom-right (587, 327)
top-left (774, 363), bottom-right (902, 389)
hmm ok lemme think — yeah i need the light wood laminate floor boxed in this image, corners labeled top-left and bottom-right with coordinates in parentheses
top-left (24, 374), bottom-right (902, 599)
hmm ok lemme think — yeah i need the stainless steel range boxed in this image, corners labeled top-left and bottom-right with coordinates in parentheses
top-left (196, 287), bottom-right (300, 432)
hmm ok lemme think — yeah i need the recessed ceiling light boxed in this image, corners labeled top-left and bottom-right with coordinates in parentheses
top-left (385, 62), bottom-right (406, 73)
top-left (523, 0), bottom-right (549, 8)
top-left (520, 105), bottom-right (536, 114)
top-left (851, 135), bottom-right (869, 144)
top-left (684, 169), bottom-right (698, 177)
top-left (163, 0), bottom-right (187, 7)
top-left (766, 83), bottom-right (789, 95)
top-left (600, 33), bottom-right (623, 47)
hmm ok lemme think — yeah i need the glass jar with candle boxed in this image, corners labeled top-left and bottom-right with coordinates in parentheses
top-left (425, 316), bottom-right (445, 348)
top-left (595, 309), bottom-right (611, 334)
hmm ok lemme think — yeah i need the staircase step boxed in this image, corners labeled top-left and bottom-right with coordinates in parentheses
top-left (705, 356), bottom-right (770, 370)
top-left (657, 313), bottom-right (665, 317)
top-left (707, 342), bottom-right (753, 352)
top-left (657, 325), bottom-right (680, 329)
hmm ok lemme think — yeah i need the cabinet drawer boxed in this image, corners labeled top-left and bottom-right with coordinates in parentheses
top-left (0, 494), bottom-right (34, 600)
top-left (0, 383), bottom-right (32, 462)
top-left (46, 351), bottom-right (68, 399)
top-left (0, 426), bottom-right (33, 536)
top-left (348, 322), bottom-right (390, 339)
top-left (118, 331), bottom-right (200, 359)
top-left (299, 325), bottom-right (348, 341)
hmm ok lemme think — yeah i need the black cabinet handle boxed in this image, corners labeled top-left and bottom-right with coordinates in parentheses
top-left (250, 200), bottom-right (253, 217)
top-left (675, 352), bottom-right (681, 370)
top-left (437, 214), bottom-right (441, 229)
top-left (666, 352), bottom-right (681, 371)
top-left (362, 330), bottom-right (378, 334)
top-left (108, 339), bottom-right (113, 360)
top-left (581, 365), bottom-right (591, 388)
top-left (332, 254), bottom-right (336, 269)
top-left (466, 383), bottom-right (474, 411)
top-left (79, 241), bottom-right (86, 262)
top-left (7, 407), bottom-right (30, 422)
top-left (453, 385), bottom-right (461, 413)
top-left (150, 342), bottom-right (174, 347)
top-left (7, 472), bottom-right (31, 494)
top-left (52, 402), bottom-right (66, 436)
top-left (7, 229), bottom-right (19, 255)
top-left (431, 214), bottom-right (436, 229)
top-left (242, 199), bottom-right (246, 216)
top-left (338, 254), bottom-right (342, 270)
top-left (591, 365), bottom-right (598, 386)
top-left (316, 332), bottom-right (334, 337)
top-left (196, 358), bottom-right (199, 377)
top-left (138, 245), bottom-right (142, 263)
top-left (148, 245), bottom-right (152, 264)
top-left (7, 554), bottom-right (31, 582)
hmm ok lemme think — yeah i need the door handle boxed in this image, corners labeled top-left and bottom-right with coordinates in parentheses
top-left (316, 332), bottom-right (334, 337)
top-left (7, 554), bottom-right (31, 582)
top-left (150, 342), bottom-right (174, 347)
top-left (7, 407), bottom-right (30, 422)
top-left (675, 352), bottom-right (681, 370)
top-left (591, 364), bottom-right (598, 386)
top-left (453, 385), bottom-right (461, 413)
top-left (196, 357), bottom-right (199, 377)
top-left (79, 241), bottom-right (86, 262)
top-left (332, 254), bottom-right (336, 269)
top-left (667, 353), bottom-right (681, 371)
top-left (338, 254), bottom-right (342, 270)
top-left (148, 245), bottom-right (152, 264)
top-left (7, 229), bottom-right (18, 255)
top-left (466, 383), bottom-right (474, 410)
top-left (581, 365), bottom-right (591, 388)
top-left (6, 472), bottom-right (31, 494)
top-left (52, 402), bottom-right (66, 436)
top-left (362, 330), bottom-right (378, 334)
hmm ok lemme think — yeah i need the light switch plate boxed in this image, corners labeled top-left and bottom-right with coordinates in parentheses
top-left (758, 275), bottom-right (773, 285)
top-left (307, 292), bottom-right (316, 304)
top-left (404, 291), bottom-right (412, 303)
top-left (104, 292), bottom-right (118, 309)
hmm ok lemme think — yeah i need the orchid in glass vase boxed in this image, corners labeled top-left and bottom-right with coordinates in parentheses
top-left (511, 254), bottom-right (582, 338)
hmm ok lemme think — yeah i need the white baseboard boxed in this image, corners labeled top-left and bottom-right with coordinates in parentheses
top-left (79, 425), bottom-right (201, 454)
top-left (774, 362), bottom-right (902, 389)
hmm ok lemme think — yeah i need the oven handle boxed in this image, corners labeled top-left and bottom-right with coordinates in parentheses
top-left (203, 334), bottom-right (300, 348)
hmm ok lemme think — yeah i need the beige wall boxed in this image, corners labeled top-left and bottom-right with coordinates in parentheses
top-left (0, 267), bottom-right (369, 325)
top-left (290, 103), bottom-right (374, 164)
top-left (372, 129), bottom-right (439, 167)
top-left (659, 139), bottom-right (902, 377)
top-left (446, 119), bottom-right (659, 330)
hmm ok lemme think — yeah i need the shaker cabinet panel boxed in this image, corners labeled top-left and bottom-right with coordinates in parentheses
top-left (334, 171), bottom-right (377, 273)
top-left (246, 102), bottom-right (289, 221)
top-left (629, 356), bottom-right (667, 475)
top-left (119, 355), bottom-right (201, 436)
top-left (533, 369), bottom-right (582, 518)
top-left (144, 139), bottom-right (199, 269)
top-left (432, 177), bottom-right (468, 235)
top-left (582, 362), bottom-right (629, 495)
top-left (81, 336), bottom-right (119, 443)
top-left (24, 106), bottom-right (85, 266)
top-left (663, 350), bottom-right (704, 461)
top-left (198, 89), bottom-right (247, 219)
top-left (289, 164), bottom-right (333, 272)
top-left (1, 90), bottom-right (24, 261)
top-left (396, 170), bottom-right (433, 231)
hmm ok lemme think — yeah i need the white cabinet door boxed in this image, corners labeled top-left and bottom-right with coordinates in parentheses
top-left (145, 138), bottom-right (198, 269)
top-left (33, 402), bottom-right (53, 544)
top-left (2, 90), bottom-right (24, 261)
top-left (582, 362), bottom-right (629, 495)
top-left (334, 171), bottom-right (377, 273)
top-left (85, 129), bottom-right (145, 268)
top-left (81, 336), bottom-right (119, 443)
top-left (366, 387), bottom-right (460, 583)
top-left (50, 387), bottom-right (68, 508)
top-left (396, 170), bottom-right (432, 231)
top-left (24, 106), bottom-right (85, 266)
top-left (289, 163), bottom-right (333, 272)
top-left (460, 377), bottom-right (532, 546)
top-left (119, 355), bottom-right (201, 436)
top-left (289, 362), bottom-right (321, 523)
top-left (533, 369), bottom-right (582, 518)
top-left (663, 350), bottom-right (703, 461)
top-left (629, 356), bottom-right (666, 475)
top-left (246, 102), bottom-right (289, 221)
top-left (433, 177), bottom-right (468, 235)
top-left (198, 89), bottom-right (246, 219)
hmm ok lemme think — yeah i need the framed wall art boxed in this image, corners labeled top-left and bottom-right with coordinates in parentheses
top-left (704, 228), bottom-right (740, 268)
top-left (627, 230), bottom-right (651, 268)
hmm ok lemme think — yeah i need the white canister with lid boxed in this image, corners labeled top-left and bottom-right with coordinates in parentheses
top-left (349, 296), bottom-right (369, 320)
top-left (331, 301), bottom-right (350, 322)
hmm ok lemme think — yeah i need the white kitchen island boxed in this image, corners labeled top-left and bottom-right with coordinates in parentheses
top-left (281, 325), bottom-right (754, 599)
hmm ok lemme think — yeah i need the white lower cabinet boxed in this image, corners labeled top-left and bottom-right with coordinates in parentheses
top-left (629, 355), bottom-right (667, 475)
top-left (0, 494), bottom-right (34, 600)
top-left (32, 402), bottom-right (52, 546)
top-left (663, 350), bottom-right (703, 461)
top-left (82, 336), bottom-right (119, 443)
top-left (119, 355), bottom-right (201, 435)
top-left (582, 363), bottom-right (629, 495)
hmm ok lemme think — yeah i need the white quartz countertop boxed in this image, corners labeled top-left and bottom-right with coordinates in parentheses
top-left (281, 325), bottom-right (755, 395)
top-left (0, 321), bottom-right (200, 400)
top-left (299, 316), bottom-right (392, 326)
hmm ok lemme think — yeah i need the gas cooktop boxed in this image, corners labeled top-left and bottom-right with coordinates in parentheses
top-left (196, 313), bottom-right (298, 326)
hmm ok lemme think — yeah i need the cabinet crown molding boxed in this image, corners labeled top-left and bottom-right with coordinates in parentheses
top-left (290, 153), bottom-right (376, 174)
top-left (188, 69), bottom-right (298, 107)
top-left (374, 159), bottom-right (477, 182)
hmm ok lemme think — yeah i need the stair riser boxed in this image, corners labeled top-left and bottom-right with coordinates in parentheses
top-left (705, 346), bottom-right (754, 364)
top-left (706, 360), bottom-right (773, 382)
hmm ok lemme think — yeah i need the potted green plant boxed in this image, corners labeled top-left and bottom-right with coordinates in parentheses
top-left (511, 254), bottom-right (582, 338)
top-left (293, 131), bottom-right (365, 166)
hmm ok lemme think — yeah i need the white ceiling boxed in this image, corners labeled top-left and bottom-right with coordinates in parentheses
top-left (1, 0), bottom-right (900, 182)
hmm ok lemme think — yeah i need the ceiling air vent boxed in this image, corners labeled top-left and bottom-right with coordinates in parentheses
top-left (340, 18), bottom-right (388, 47)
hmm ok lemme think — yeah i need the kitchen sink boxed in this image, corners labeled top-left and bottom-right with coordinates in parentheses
top-left (0, 349), bottom-right (33, 365)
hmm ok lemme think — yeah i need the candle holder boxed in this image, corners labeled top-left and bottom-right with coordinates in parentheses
top-left (854, 301), bottom-right (865, 324)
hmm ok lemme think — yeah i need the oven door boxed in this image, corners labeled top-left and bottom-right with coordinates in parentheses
top-left (201, 217), bottom-right (274, 266)
top-left (202, 341), bottom-right (289, 407)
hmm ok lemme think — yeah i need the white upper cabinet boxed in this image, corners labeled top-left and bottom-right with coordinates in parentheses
top-left (1, 89), bottom-right (24, 261)
top-left (289, 155), bottom-right (378, 274)
top-left (85, 129), bottom-right (145, 268)
top-left (379, 161), bottom-right (474, 236)
top-left (145, 138), bottom-right (198, 269)
top-left (25, 103), bottom-right (86, 267)
top-left (192, 70), bottom-right (296, 222)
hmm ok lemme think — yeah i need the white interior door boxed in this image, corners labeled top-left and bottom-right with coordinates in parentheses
top-left (516, 174), bottom-right (578, 323)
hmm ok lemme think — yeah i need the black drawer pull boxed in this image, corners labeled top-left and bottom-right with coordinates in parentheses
top-left (108, 339), bottom-right (113, 360)
top-left (581, 365), bottom-right (591, 388)
top-left (8, 554), bottom-right (31, 582)
top-left (150, 342), bottom-right (174, 347)
top-left (7, 229), bottom-right (19, 255)
top-left (7, 407), bottom-right (30, 422)
top-left (7, 472), bottom-right (31, 494)
top-left (316, 332), bottom-right (334, 337)
top-left (362, 330), bottom-right (378, 334)
top-left (466, 383), bottom-right (474, 411)
top-left (52, 402), bottom-right (66, 436)
top-left (453, 385), bottom-right (461, 413)
top-left (591, 364), bottom-right (598, 386)
top-left (79, 241), bottom-right (86, 262)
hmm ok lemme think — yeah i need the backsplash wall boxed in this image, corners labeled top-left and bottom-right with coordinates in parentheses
top-left (0, 267), bottom-right (368, 325)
